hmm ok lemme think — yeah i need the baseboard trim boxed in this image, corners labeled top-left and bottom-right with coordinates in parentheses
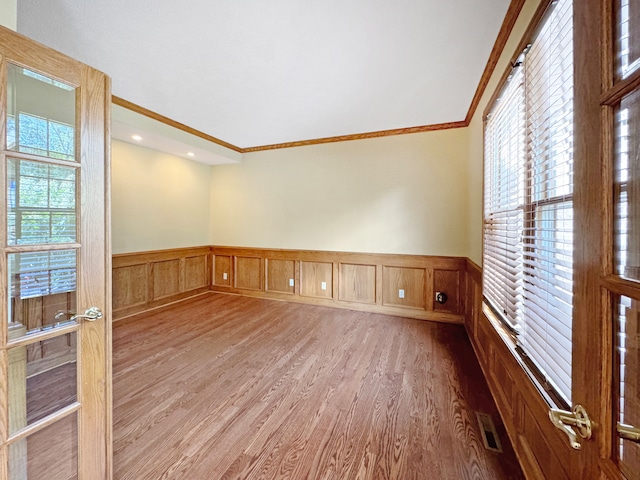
top-left (209, 287), bottom-right (464, 323)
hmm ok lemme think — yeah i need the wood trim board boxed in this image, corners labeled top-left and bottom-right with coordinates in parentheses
top-left (241, 121), bottom-right (468, 152)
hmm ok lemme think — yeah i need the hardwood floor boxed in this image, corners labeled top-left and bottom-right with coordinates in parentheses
top-left (113, 293), bottom-right (523, 479)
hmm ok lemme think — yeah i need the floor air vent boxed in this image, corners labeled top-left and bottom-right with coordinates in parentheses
top-left (476, 412), bottom-right (503, 453)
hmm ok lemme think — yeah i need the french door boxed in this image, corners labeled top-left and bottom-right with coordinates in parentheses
top-left (600, 0), bottom-right (640, 477)
top-left (569, 1), bottom-right (640, 478)
top-left (0, 27), bottom-right (111, 479)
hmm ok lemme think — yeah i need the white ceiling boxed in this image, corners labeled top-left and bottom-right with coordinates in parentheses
top-left (17, 0), bottom-right (510, 150)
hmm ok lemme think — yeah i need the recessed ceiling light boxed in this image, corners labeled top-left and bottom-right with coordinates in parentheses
top-left (187, 152), bottom-right (195, 157)
top-left (131, 134), bottom-right (143, 141)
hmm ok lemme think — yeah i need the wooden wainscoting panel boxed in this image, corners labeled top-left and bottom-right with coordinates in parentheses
top-left (434, 269), bottom-right (461, 313)
top-left (214, 255), bottom-right (231, 287)
top-left (338, 263), bottom-right (376, 304)
top-left (184, 255), bottom-right (209, 291)
top-left (472, 282), bottom-right (481, 337)
top-left (234, 256), bottom-right (262, 291)
top-left (114, 246), bottom-right (467, 323)
top-left (464, 272), bottom-right (474, 335)
top-left (208, 246), bottom-right (465, 323)
top-left (266, 259), bottom-right (295, 295)
top-left (382, 266), bottom-right (426, 309)
top-left (112, 264), bottom-right (148, 310)
top-left (490, 344), bottom-right (515, 420)
top-left (520, 407), bottom-right (570, 480)
top-left (112, 246), bottom-right (213, 320)
top-left (152, 259), bottom-right (181, 300)
top-left (466, 260), bottom-right (483, 335)
top-left (300, 261), bottom-right (333, 299)
top-left (474, 316), bottom-right (491, 365)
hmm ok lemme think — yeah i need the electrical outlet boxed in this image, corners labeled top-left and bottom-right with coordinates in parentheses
top-left (289, 278), bottom-right (294, 287)
top-left (399, 289), bottom-right (405, 299)
top-left (321, 281), bottom-right (327, 290)
top-left (223, 272), bottom-right (228, 280)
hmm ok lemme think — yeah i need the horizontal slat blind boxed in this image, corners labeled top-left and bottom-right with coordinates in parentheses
top-left (7, 158), bottom-right (76, 246)
top-left (521, 0), bottom-right (573, 405)
top-left (9, 250), bottom-right (76, 299)
top-left (483, 0), bottom-right (574, 406)
top-left (615, 87), bottom-right (640, 280)
top-left (617, 0), bottom-right (640, 79)
top-left (483, 66), bottom-right (524, 328)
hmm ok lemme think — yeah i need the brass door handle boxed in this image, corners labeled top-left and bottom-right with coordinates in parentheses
top-left (618, 422), bottom-right (640, 443)
top-left (549, 404), bottom-right (592, 450)
top-left (57, 307), bottom-right (103, 322)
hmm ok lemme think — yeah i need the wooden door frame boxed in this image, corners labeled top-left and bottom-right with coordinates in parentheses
top-left (78, 55), bottom-right (113, 480)
top-left (572, 0), bottom-right (612, 477)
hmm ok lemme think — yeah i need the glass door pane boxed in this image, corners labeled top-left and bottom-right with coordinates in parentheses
top-left (8, 250), bottom-right (78, 337)
top-left (614, 296), bottom-right (640, 478)
top-left (6, 64), bottom-right (76, 161)
top-left (615, 89), bottom-right (640, 280)
top-left (7, 335), bottom-right (77, 435)
top-left (8, 413), bottom-right (78, 480)
top-left (7, 159), bottom-right (77, 246)
top-left (617, 0), bottom-right (640, 79)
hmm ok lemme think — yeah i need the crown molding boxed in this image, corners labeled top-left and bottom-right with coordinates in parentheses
top-left (112, 96), bottom-right (243, 153)
top-left (242, 121), bottom-right (468, 152)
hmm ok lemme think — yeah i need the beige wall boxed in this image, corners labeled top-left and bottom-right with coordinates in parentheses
top-left (0, 0), bottom-right (16, 30)
top-left (210, 129), bottom-right (470, 256)
top-left (466, 0), bottom-right (543, 265)
top-left (111, 140), bottom-right (212, 254)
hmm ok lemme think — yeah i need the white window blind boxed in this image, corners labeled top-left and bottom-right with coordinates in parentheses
top-left (6, 159), bottom-right (77, 300)
top-left (7, 159), bottom-right (76, 246)
top-left (9, 250), bottom-right (76, 300)
top-left (483, 0), bottom-right (574, 406)
top-left (483, 65), bottom-right (525, 329)
top-left (617, 0), bottom-right (640, 79)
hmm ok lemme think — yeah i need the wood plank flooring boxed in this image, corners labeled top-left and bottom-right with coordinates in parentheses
top-left (113, 293), bottom-right (523, 479)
